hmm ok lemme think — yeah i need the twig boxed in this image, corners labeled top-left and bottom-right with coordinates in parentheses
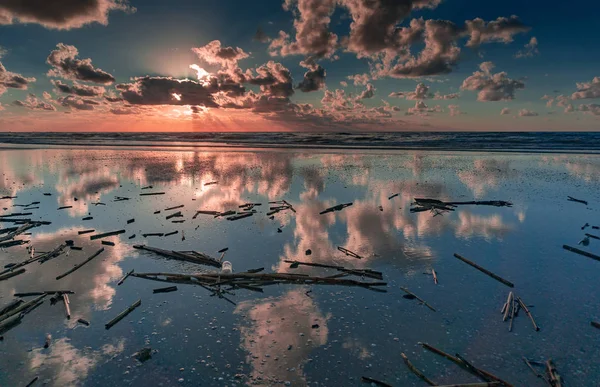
top-left (400, 287), bottom-right (436, 311)
top-left (400, 352), bottom-right (438, 385)
top-left (361, 376), bottom-right (392, 387)
top-left (105, 299), bottom-right (141, 329)
top-left (432, 268), bottom-right (438, 285)
top-left (117, 269), bottom-right (134, 286)
top-left (453, 253), bottom-right (514, 288)
top-left (90, 230), bottom-right (125, 240)
top-left (562, 244), bottom-right (600, 261)
top-left (516, 296), bottom-right (539, 331)
top-left (567, 196), bottom-right (587, 205)
top-left (56, 248), bottom-right (105, 280)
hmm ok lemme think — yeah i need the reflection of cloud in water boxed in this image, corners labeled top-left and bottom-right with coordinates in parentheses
top-left (55, 172), bottom-right (120, 216)
top-left (0, 151), bottom-right (45, 197)
top-left (453, 212), bottom-right (512, 240)
top-left (542, 155), bottom-right (600, 182)
top-left (235, 290), bottom-right (328, 386)
top-left (29, 337), bottom-right (125, 387)
top-left (458, 159), bottom-right (515, 198)
top-left (1, 227), bottom-right (127, 312)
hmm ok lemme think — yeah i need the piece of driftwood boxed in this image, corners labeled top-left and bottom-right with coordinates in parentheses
top-left (320, 202), bottom-right (353, 215)
top-left (118, 269), bottom-right (134, 286)
top-left (165, 211), bottom-right (182, 220)
top-left (432, 268), bottom-right (438, 285)
top-left (509, 298), bottom-right (516, 332)
top-left (82, 216), bottom-right (93, 221)
top-left (141, 185), bottom-right (153, 190)
top-left (78, 318), bottom-right (90, 326)
top-left (0, 222), bottom-right (38, 243)
top-left (140, 192), bottom-right (166, 196)
top-left (434, 383), bottom-right (501, 387)
top-left (562, 244), bottom-right (600, 261)
top-left (78, 229), bottom-right (95, 235)
top-left (284, 260), bottom-right (383, 280)
top-left (419, 343), bottom-right (513, 387)
top-left (90, 230), bottom-right (125, 240)
top-left (127, 219), bottom-right (135, 224)
top-left (143, 233), bottom-right (163, 237)
top-left (388, 193), bottom-right (399, 200)
top-left (153, 286), bottom-right (177, 293)
top-left (516, 296), bottom-right (539, 331)
top-left (13, 291), bottom-right (74, 297)
top-left (193, 210), bottom-right (219, 219)
top-left (400, 352), bottom-right (437, 385)
top-left (503, 292), bottom-right (513, 321)
top-left (56, 248), bottom-right (105, 280)
top-left (0, 212), bottom-right (33, 218)
top-left (400, 287), bottom-right (436, 311)
top-left (165, 205), bottom-right (184, 211)
top-left (63, 294), bottom-right (71, 319)
top-left (591, 321), bottom-right (600, 329)
top-left (0, 299), bottom-right (23, 315)
top-left (105, 299), bottom-right (141, 329)
top-left (102, 241), bottom-right (115, 246)
top-left (215, 210), bottom-right (236, 218)
top-left (227, 213), bottom-right (253, 221)
top-left (522, 357), bottom-right (550, 384)
top-left (0, 239), bottom-right (29, 248)
top-left (133, 245), bottom-right (222, 268)
top-left (114, 196), bottom-right (130, 202)
top-left (0, 294), bottom-right (46, 322)
top-left (337, 246), bottom-right (363, 259)
top-left (546, 360), bottom-right (562, 387)
top-left (0, 268), bottom-right (26, 281)
top-left (567, 196), bottom-right (587, 205)
top-left (57, 206), bottom-right (72, 210)
top-left (204, 181), bottom-right (218, 186)
top-left (360, 376), bottom-right (392, 387)
top-left (0, 312), bottom-right (24, 334)
top-left (453, 253), bottom-right (514, 288)
top-left (164, 231), bottom-right (178, 237)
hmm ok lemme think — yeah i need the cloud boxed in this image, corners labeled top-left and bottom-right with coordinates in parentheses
top-left (405, 100), bottom-right (441, 115)
top-left (464, 16), bottom-right (530, 47)
top-left (268, 0), bottom-right (338, 58)
top-left (47, 43), bottom-right (115, 84)
top-left (461, 62), bottom-right (525, 101)
top-left (340, 0), bottom-right (441, 56)
top-left (340, 81), bottom-right (348, 87)
top-left (518, 108), bottom-right (538, 117)
top-left (0, 0), bottom-right (134, 30)
top-left (347, 73), bottom-right (370, 86)
top-left (448, 104), bottom-right (462, 116)
top-left (579, 104), bottom-right (600, 116)
top-left (515, 36), bottom-right (539, 58)
top-left (192, 40), bottom-right (249, 68)
top-left (57, 95), bottom-right (99, 111)
top-left (248, 61), bottom-right (294, 97)
top-left (12, 93), bottom-right (56, 111)
top-left (433, 91), bottom-right (459, 99)
top-left (500, 107), bottom-right (510, 115)
top-left (571, 77), bottom-right (600, 100)
top-left (51, 79), bottom-right (106, 96)
top-left (253, 27), bottom-right (270, 43)
top-left (297, 59), bottom-right (326, 92)
top-left (356, 83), bottom-right (375, 100)
top-left (0, 61), bottom-right (36, 96)
top-left (389, 82), bottom-right (431, 100)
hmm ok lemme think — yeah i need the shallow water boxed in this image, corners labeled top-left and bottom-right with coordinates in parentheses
top-left (0, 147), bottom-right (599, 386)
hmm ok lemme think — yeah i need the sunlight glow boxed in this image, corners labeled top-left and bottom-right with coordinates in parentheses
top-left (172, 93), bottom-right (182, 101)
top-left (190, 64), bottom-right (211, 84)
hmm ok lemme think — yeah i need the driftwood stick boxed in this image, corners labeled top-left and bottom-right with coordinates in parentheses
top-left (153, 286), bottom-right (178, 293)
top-left (117, 269), bottom-right (134, 286)
top-left (14, 291), bottom-right (74, 297)
top-left (434, 384), bottom-right (501, 387)
top-left (509, 298), bottom-right (516, 332)
top-left (56, 248), bottom-right (104, 280)
top-left (0, 268), bottom-right (26, 281)
top-left (360, 376), bottom-right (392, 387)
top-left (453, 253), bottom-right (514, 288)
top-left (400, 352), bottom-right (438, 385)
top-left (546, 359), bottom-right (562, 387)
top-left (516, 296), bottom-right (539, 331)
top-left (567, 196), bottom-right (587, 205)
top-left (63, 294), bottom-right (71, 319)
top-left (0, 294), bottom-right (46, 322)
top-left (337, 246), bottom-right (363, 259)
top-left (432, 268), bottom-right (438, 285)
top-left (140, 192), bottom-right (165, 196)
top-left (105, 299), bottom-right (141, 329)
top-left (419, 343), bottom-right (513, 387)
top-left (562, 245), bottom-right (600, 261)
top-left (503, 292), bottom-right (513, 321)
top-left (90, 230), bottom-right (125, 240)
top-left (401, 287), bottom-right (436, 311)
top-left (0, 299), bottom-right (23, 315)
top-left (591, 321), bottom-right (600, 329)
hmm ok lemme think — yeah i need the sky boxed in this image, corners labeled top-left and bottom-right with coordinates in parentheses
top-left (0, 0), bottom-right (599, 132)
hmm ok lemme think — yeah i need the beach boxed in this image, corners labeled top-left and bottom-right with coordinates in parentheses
top-left (1, 145), bottom-right (600, 386)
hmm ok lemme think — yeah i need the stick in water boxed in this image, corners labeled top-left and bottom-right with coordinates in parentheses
top-left (56, 248), bottom-right (104, 280)
top-left (105, 299), bottom-right (141, 330)
top-left (400, 352), bottom-right (438, 385)
top-left (453, 253), bottom-right (514, 288)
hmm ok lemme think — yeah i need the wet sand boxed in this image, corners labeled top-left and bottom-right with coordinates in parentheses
top-left (0, 147), bottom-right (599, 386)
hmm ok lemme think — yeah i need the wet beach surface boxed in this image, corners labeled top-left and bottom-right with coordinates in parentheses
top-left (0, 147), bottom-right (599, 386)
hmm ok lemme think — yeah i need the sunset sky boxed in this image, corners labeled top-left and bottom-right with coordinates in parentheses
top-left (0, 0), bottom-right (599, 131)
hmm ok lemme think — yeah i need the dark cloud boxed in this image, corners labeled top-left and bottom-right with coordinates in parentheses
top-left (579, 104), bottom-right (600, 116)
top-left (253, 27), bottom-right (270, 43)
top-left (297, 59), bottom-right (326, 92)
top-left (464, 16), bottom-right (530, 47)
top-left (51, 79), bottom-right (105, 96)
top-left (269, 0), bottom-right (338, 58)
top-left (57, 95), bottom-right (97, 110)
top-left (356, 83), bottom-right (375, 100)
top-left (0, 0), bottom-right (134, 30)
top-left (13, 93), bottom-right (56, 111)
top-left (47, 43), bottom-right (115, 84)
top-left (248, 61), bottom-right (294, 97)
top-left (340, 0), bottom-right (441, 56)
top-left (461, 62), bottom-right (525, 101)
top-left (0, 61), bottom-right (35, 95)
top-left (571, 77), bottom-right (600, 100)
top-left (117, 77), bottom-right (225, 107)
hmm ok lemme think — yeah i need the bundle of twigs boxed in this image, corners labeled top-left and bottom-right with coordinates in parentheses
top-left (411, 198), bottom-right (513, 216)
